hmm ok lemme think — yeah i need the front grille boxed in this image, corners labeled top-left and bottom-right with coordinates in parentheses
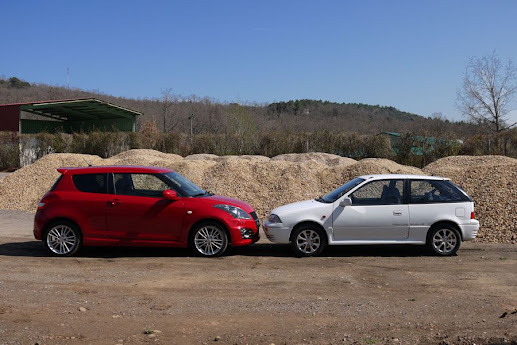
top-left (250, 211), bottom-right (260, 230)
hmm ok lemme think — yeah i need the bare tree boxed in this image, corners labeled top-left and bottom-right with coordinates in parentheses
top-left (457, 51), bottom-right (517, 132)
top-left (160, 88), bottom-right (180, 132)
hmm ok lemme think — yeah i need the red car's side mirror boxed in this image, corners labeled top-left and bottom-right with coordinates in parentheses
top-left (162, 189), bottom-right (179, 201)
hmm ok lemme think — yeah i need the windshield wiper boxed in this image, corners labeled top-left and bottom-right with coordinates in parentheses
top-left (315, 196), bottom-right (332, 203)
top-left (191, 191), bottom-right (212, 197)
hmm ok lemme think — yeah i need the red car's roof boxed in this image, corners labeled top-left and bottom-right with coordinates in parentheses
top-left (57, 166), bottom-right (173, 175)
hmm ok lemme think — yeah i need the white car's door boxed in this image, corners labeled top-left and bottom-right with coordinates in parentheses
top-left (332, 179), bottom-right (409, 241)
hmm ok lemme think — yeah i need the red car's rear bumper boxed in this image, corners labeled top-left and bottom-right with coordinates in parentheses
top-left (33, 210), bottom-right (47, 240)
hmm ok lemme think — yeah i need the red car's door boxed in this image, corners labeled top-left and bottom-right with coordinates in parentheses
top-left (106, 173), bottom-right (185, 243)
top-left (69, 173), bottom-right (111, 239)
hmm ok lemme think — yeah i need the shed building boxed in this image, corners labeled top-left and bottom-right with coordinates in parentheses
top-left (0, 98), bottom-right (141, 134)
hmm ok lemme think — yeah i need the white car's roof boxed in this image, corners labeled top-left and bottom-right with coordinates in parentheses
top-left (358, 174), bottom-right (449, 181)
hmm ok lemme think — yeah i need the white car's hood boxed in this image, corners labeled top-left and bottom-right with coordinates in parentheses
top-left (272, 199), bottom-right (332, 220)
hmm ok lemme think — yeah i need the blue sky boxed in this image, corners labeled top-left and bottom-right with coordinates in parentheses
top-left (1, 0), bottom-right (516, 120)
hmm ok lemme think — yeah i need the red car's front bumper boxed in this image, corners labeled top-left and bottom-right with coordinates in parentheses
top-left (226, 218), bottom-right (260, 247)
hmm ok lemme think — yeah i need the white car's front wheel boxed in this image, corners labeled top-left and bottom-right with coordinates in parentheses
top-left (290, 225), bottom-right (326, 257)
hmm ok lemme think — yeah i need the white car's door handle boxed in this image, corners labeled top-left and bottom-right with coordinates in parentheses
top-left (393, 211), bottom-right (402, 216)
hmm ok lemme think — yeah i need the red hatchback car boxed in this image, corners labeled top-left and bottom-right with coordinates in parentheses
top-left (34, 166), bottom-right (260, 257)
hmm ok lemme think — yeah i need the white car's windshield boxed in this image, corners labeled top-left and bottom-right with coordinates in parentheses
top-left (316, 177), bottom-right (364, 203)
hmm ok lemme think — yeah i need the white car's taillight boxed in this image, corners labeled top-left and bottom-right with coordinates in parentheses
top-left (471, 211), bottom-right (475, 219)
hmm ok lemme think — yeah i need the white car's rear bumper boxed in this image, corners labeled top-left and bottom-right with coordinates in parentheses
top-left (460, 220), bottom-right (480, 241)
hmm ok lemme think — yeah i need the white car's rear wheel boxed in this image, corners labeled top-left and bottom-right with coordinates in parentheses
top-left (428, 225), bottom-right (461, 256)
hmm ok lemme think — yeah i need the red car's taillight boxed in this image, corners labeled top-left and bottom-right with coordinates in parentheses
top-left (37, 192), bottom-right (57, 210)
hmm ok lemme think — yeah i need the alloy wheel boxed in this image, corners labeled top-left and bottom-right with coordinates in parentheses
top-left (194, 225), bottom-right (225, 256)
top-left (432, 228), bottom-right (458, 254)
top-left (295, 229), bottom-right (321, 254)
top-left (46, 225), bottom-right (78, 255)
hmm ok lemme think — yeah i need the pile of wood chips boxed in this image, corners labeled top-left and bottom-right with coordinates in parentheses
top-left (0, 150), bottom-right (514, 243)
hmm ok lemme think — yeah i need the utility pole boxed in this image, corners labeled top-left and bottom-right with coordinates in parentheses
top-left (188, 114), bottom-right (194, 142)
top-left (67, 67), bottom-right (70, 89)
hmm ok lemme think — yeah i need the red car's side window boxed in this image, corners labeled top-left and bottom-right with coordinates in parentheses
top-left (72, 174), bottom-right (107, 194)
top-left (113, 173), bottom-right (169, 197)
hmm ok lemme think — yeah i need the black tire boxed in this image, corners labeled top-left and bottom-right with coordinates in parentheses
top-left (190, 222), bottom-right (229, 257)
top-left (427, 224), bottom-right (461, 256)
top-left (44, 220), bottom-right (82, 257)
top-left (290, 224), bottom-right (327, 257)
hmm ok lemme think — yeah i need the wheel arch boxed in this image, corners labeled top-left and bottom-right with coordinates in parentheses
top-left (289, 221), bottom-right (328, 243)
top-left (188, 218), bottom-right (232, 244)
top-left (43, 217), bottom-right (83, 239)
top-left (427, 220), bottom-right (463, 243)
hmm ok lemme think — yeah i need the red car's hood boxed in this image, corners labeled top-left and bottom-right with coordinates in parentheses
top-left (199, 195), bottom-right (254, 213)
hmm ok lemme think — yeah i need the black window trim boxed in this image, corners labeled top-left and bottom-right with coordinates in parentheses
top-left (407, 179), bottom-right (470, 204)
top-left (50, 175), bottom-right (64, 191)
top-left (349, 178), bottom-right (408, 206)
top-left (110, 172), bottom-right (181, 198)
top-left (71, 173), bottom-right (108, 194)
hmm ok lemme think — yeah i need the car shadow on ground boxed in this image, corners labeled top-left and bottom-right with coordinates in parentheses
top-left (231, 243), bottom-right (430, 257)
top-left (0, 240), bottom-right (433, 258)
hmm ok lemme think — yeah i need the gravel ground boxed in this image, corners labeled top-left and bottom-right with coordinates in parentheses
top-left (0, 210), bottom-right (516, 345)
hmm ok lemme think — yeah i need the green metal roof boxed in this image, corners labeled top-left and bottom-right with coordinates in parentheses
top-left (19, 98), bottom-right (142, 122)
top-left (381, 131), bottom-right (401, 137)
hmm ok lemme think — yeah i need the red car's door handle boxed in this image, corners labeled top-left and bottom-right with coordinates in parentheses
top-left (108, 200), bottom-right (121, 207)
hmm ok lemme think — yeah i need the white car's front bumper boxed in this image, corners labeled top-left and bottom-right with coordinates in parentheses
top-left (263, 220), bottom-right (291, 244)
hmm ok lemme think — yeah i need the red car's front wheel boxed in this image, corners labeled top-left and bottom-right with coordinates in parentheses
top-left (190, 222), bottom-right (229, 257)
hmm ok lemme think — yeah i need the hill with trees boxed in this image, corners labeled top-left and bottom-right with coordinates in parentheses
top-left (2, 76), bottom-right (516, 170)
top-left (0, 76), bottom-right (479, 138)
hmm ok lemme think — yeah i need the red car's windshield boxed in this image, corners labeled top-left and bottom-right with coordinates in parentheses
top-left (161, 172), bottom-right (208, 197)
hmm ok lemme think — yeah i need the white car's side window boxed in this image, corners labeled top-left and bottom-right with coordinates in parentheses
top-left (350, 180), bottom-right (404, 205)
top-left (410, 180), bottom-right (466, 203)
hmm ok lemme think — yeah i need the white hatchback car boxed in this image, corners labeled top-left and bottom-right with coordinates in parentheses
top-left (263, 174), bottom-right (479, 256)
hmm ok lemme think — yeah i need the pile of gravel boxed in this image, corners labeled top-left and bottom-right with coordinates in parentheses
top-left (0, 150), bottom-right (420, 218)
top-left (0, 150), bottom-right (515, 243)
top-left (271, 152), bottom-right (356, 167)
top-left (424, 155), bottom-right (517, 243)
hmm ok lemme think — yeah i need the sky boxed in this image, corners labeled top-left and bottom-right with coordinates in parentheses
top-left (1, 0), bottom-right (517, 121)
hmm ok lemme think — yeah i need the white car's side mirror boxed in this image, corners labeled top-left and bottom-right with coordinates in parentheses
top-left (339, 197), bottom-right (352, 207)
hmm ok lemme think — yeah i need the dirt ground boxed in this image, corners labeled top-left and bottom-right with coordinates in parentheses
top-left (0, 210), bottom-right (516, 345)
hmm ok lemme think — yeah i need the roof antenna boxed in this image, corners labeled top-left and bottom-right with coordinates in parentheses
top-left (82, 157), bottom-right (92, 167)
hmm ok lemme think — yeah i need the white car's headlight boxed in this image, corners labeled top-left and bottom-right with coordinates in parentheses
top-left (214, 204), bottom-right (252, 219)
top-left (268, 214), bottom-right (282, 223)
